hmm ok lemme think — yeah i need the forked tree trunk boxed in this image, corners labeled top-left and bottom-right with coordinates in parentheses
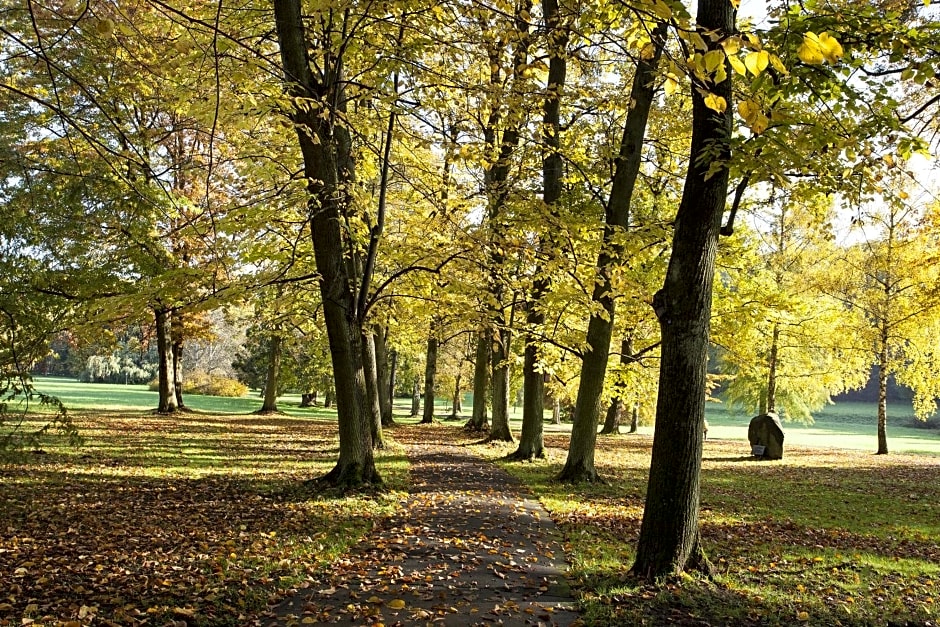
top-left (274, 0), bottom-right (377, 487)
top-left (362, 330), bottom-right (384, 449)
top-left (422, 332), bottom-right (438, 424)
top-left (260, 334), bottom-right (282, 413)
top-left (558, 22), bottom-right (667, 483)
top-left (300, 392), bottom-right (315, 407)
top-left (631, 0), bottom-right (733, 580)
top-left (467, 329), bottom-right (490, 430)
top-left (155, 307), bottom-right (178, 414)
top-left (601, 337), bottom-right (634, 435)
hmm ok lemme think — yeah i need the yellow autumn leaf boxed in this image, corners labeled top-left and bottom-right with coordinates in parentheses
top-left (728, 55), bottom-right (747, 76)
top-left (720, 36), bottom-right (742, 55)
top-left (650, 0), bottom-right (672, 20)
top-left (797, 610), bottom-right (810, 621)
top-left (388, 599), bottom-right (407, 609)
top-left (818, 32), bottom-right (844, 63)
top-left (769, 53), bottom-right (789, 75)
top-left (798, 32), bottom-right (842, 65)
top-left (703, 49), bottom-right (725, 73)
top-left (640, 42), bottom-right (656, 60)
top-left (744, 50), bottom-right (769, 76)
top-left (738, 99), bottom-right (760, 122)
top-left (664, 74), bottom-right (680, 96)
top-left (703, 93), bottom-right (727, 113)
top-left (367, 596), bottom-right (382, 603)
top-left (301, 618), bottom-right (317, 624)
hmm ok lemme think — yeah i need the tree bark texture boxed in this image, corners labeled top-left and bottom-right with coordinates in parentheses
top-left (362, 330), bottom-right (384, 449)
top-left (766, 323), bottom-right (779, 414)
top-left (422, 332), bottom-right (439, 424)
top-left (489, 325), bottom-right (515, 442)
top-left (558, 21), bottom-right (667, 483)
top-left (274, 0), bottom-right (377, 486)
top-left (171, 311), bottom-right (185, 409)
top-left (374, 326), bottom-right (394, 425)
top-left (155, 307), bottom-right (178, 413)
top-left (511, 0), bottom-right (566, 461)
top-left (877, 323), bottom-right (889, 454)
top-left (631, 0), bottom-right (733, 580)
top-left (468, 329), bottom-right (490, 430)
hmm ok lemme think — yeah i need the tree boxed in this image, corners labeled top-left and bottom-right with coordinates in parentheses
top-left (631, 0), bottom-right (734, 579)
top-left (557, 18), bottom-right (669, 482)
top-left (273, 0), bottom-right (378, 486)
top-left (825, 174), bottom-right (940, 454)
top-left (714, 189), bottom-right (869, 422)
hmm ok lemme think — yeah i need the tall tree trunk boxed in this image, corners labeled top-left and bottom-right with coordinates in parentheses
top-left (155, 307), bottom-right (178, 414)
top-left (629, 402), bottom-right (639, 433)
top-left (631, 0), bottom-right (733, 580)
top-left (509, 338), bottom-right (544, 458)
top-left (511, 0), bottom-right (566, 461)
top-left (362, 329), bottom-right (384, 449)
top-left (766, 323), bottom-right (779, 413)
top-left (171, 311), bottom-right (185, 409)
top-left (467, 329), bottom-right (490, 430)
top-left (601, 337), bottom-right (634, 435)
top-left (388, 348), bottom-right (398, 422)
top-left (422, 329), bottom-right (439, 424)
top-left (558, 21), bottom-right (668, 483)
top-left (274, 0), bottom-right (378, 487)
top-left (375, 326), bottom-right (394, 425)
top-left (877, 324), bottom-right (889, 454)
top-left (300, 392), bottom-right (315, 407)
top-left (325, 390), bottom-right (334, 408)
top-left (450, 373), bottom-right (462, 420)
top-left (410, 380), bottom-right (420, 417)
top-left (601, 399), bottom-right (623, 435)
top-left (488, 325), bottom-right (515, 442)
top-left (552, 395), bottom-right (561, 424)
top-left (260, 334), bottom-right (282, 413)
top-left (479, 2), bottom-right (530, 444)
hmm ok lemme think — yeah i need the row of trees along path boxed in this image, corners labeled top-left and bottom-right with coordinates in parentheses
top-left (267, 427), bottom-right (580, 626)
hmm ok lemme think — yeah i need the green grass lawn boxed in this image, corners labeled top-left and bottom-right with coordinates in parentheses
top-left (17, 377), bottom-right (940, 455)
top-left (4, 379), bottom-right (940, 626)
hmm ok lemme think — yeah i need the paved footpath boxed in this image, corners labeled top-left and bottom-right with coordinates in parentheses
top-left (267, 442), bottom-right (581, 626)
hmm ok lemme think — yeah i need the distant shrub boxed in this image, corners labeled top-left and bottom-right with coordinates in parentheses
top-left (147, 372), bottom-right (247, 397)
